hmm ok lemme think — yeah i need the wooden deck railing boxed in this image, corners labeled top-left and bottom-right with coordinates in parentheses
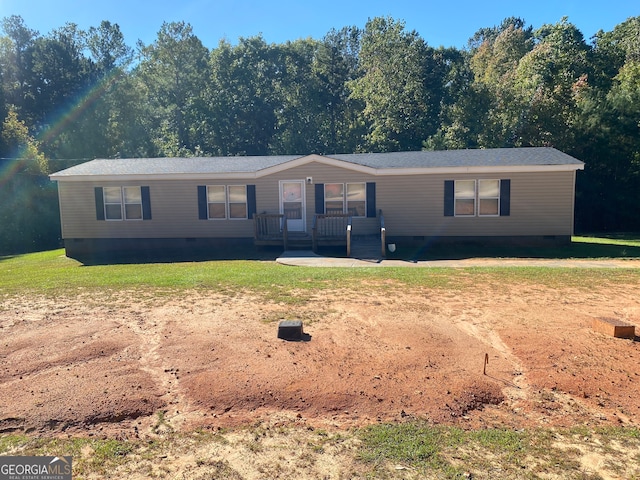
top-left (254, 213), bottom-right (288, 249)
top-left (312, 214), bottom-right (351, 254)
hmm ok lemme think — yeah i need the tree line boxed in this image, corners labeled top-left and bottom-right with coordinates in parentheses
top-left (1, 15), bottom-right (639, 253)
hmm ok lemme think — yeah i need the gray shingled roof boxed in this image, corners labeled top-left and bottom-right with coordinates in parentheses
top-left (50, 147), bottom-right (583, 178)
top-left (50, 155), bottom-right (302, 177)
top-left (329, 147), bottom-right (583, 168)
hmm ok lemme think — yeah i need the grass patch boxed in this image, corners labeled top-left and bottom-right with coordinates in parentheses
top-left (0, 436), bottom-right (138, 477)
top-left (358, 422), bottom-right (466, 476)
top-left (359, 423), bottom-right (640, 479)
top-left (1, 247), bottom-right (640, 300)
top-left (1, 423), bottom-right (640, 478)
top-left (0, 248), bottom-right (454, 298)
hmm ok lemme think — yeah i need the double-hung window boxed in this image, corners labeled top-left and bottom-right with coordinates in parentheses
top-left (103, 186), bottom-right (143, 220)
top-left (446, 179), bottom-right (509, 217)
top-left (453, 179), bottom-right (501, 216)
top-left (346, 183), bottom-right (366, 216)
top-left (324, 184), bottom-right (344, 214)
top-left (228, 185), bottom-right (248, 219)
top-left (454, 180), bottom-right (476, 216)
top-left (206, 185), bottom-right (247, 219)
top-left (207, 186), bottom-right (227, 219)
top-left (478, 179), bottom-right (500, 216)
top-left (324, 183), bottom-right (366, 217)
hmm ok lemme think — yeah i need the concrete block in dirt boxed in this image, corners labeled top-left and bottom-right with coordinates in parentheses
top-left (592, 317), bottom-right (635, 339)
top-left (278, 320), bottom-right (304, 341)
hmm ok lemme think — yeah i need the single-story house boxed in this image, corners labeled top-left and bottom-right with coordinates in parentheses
top-left (49, 147), bottom-right (584, 261)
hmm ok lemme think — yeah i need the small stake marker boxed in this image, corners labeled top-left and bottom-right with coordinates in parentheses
top-left (483, 353), bottom-right (489, 375)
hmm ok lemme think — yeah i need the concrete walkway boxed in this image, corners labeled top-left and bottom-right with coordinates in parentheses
top-left (276, 250), bottom-right (640, 268)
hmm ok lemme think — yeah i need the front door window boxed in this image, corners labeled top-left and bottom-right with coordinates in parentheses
top-left (280, 181), bottom-right (305, 231)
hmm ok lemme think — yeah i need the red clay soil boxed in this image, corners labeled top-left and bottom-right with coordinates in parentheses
top-left (1, 276), bottom-right (639, 437)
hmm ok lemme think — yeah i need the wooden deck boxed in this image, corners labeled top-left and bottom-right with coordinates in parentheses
top-left (254, 214), bottom-right (288, 249)
top-left (312, 214), bottom-right (351, 254)
top-left (255, 211), bottom-right (386, 259)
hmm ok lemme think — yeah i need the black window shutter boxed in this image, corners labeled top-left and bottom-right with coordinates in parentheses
top-left (197, 186), bottom-right (208, 219)
top-left (95, 187), bottom-right (105, 220)
top-left (366, 182), bottom-right (376, 218)
top-left (444, 180), bottom-right (454, 216)
top-left (500, 179), bottom-right (511, 216)
top-left (247, 185), bottom-right (257, 219)
top-left (315, 183), bottom-right (325, 214)
top-left (141, 186), bottom-right (152, 220)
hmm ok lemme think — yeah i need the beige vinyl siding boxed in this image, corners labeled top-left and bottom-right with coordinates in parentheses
top-left (56, 162), bottom-right (577, 240)
top-left (259, 163), bottom-right (380, 234)
top-left (262, 164), bottom-right (576, 237)
top-left (58, 181), bottom-right (254, 239)
top-left (374, 171), bottom-right (576, 237)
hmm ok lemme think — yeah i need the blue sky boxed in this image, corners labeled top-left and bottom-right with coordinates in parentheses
top-left (0, 0), bottom-right (637, 49)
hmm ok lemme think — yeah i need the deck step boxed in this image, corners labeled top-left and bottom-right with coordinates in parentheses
top-left (287, 233), bottom-right (312, 249)
top-left (350, 236), bottom-right (383, 262)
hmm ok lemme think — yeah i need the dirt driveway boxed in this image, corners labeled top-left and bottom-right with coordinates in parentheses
top-left (1, 267), bottom-right (639, 438)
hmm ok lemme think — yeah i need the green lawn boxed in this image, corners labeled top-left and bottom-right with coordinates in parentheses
top-left (2, 238), bottom-right (640, 299)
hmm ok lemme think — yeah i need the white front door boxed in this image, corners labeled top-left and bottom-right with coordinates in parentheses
top-left (280, 180), bottom-right (306, 232)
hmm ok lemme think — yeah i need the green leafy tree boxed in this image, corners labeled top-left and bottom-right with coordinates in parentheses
top-left (75, 21), bottom-right (144, 158)
top-left (461, 20), bottom-right (534, 148)
top-left (573, 17), bottom-right (640, 231)
top-left (311, 26), bottom-right (366, 153)
top-left (136, 21), bottom-right (210, 156)
top-left (0, 15), bottom-right (38, 120)
top-left (269, 38), bottom-right (325, 154)
top-left (467, 17), bottom-right (532, 52)
top-left (0, 108), bottom-right (58, 254)
top-left (510, 18), bottom-right (592, 148)
top-left (18, 23), bottom-right (97, 159)
top-left (349, 17), bottom-right (442, 152)
top-left (423, 49), bottom-right (487, 150)
top-left (208, 36), bottom-right (278, 155)
top-left (87, 20), bottom-right (133, 75)
top-left (1, 107), bottom-right (47, 173)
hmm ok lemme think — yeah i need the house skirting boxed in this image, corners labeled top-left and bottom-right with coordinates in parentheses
top-left (64, 234), bottom-right (571, 263)
top-left (386, 235), bottom-right (572, 248)
top-left (63, 237), bottom-right (259, 263)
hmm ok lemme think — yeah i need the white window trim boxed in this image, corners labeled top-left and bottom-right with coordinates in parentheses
top-left (123, 186), bottom-right (143, 221)
top-left (207, 185), bottom-right (248, 220)
top-left (478, 179), bottom-right (500, 217)
top-left (324, 182), bottom-right (366, 217)
top-left (324, 183), bottom-right (345, 214)
top-left (104, 186), bottom-right (143, 221)
top-left (454, 180), bottom-right (476, 217)
top-left (103, 186), bottom-right (123, 221)
top-left (227, 184), bottom-right (248, 220)
top-left (207, 185), bottom-right (227, 220)
top-left (454, 179), bottom-right (502, 217)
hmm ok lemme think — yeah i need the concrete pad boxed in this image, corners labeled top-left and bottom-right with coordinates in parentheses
top-left (276, 251), bottom-right (640, 269)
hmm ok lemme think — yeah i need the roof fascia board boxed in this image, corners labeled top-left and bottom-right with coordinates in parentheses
top-left (373, 164), bottom-right (585, 175)
top-left (49, 153), bottom-right (585, 182)
top-left (256, 154), bottom-right (376, 176)
top-left (50, 162), bottom-right (584, 182)
top-left (49, 172), bottom-right (259, 182)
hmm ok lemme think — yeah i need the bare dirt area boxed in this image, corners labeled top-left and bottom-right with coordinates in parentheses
top-left (1, 274), bottom-right (640, 477)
